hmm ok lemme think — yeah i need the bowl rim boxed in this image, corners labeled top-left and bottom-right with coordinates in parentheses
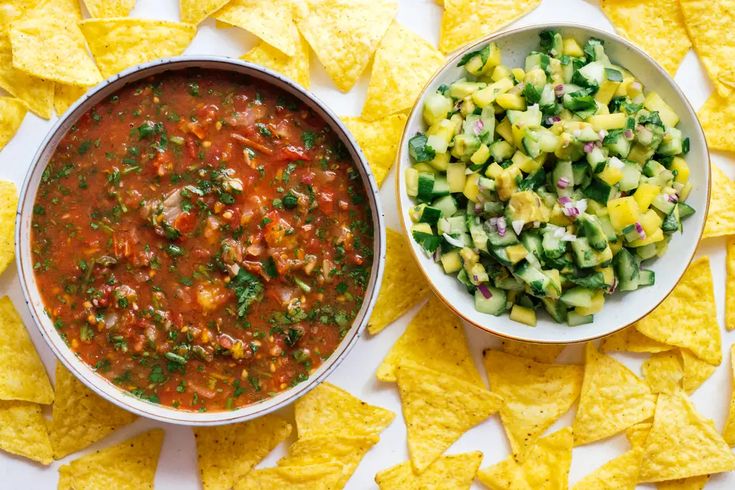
top-left (396, 22), bottom-right (710, 344)
top-left (15, 55), bottom-right (386, 425)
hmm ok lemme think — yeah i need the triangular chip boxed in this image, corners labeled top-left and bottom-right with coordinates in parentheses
top-left (0, 97), bottom-right (26, 150)
top-left (295, 0), bottom-right (397, 92)
top-left (571, 448), bottom-right (641, 490)
top-left (679, 0), bottom-right (735, 97)
top-left (294, 382), bottom-right (394, 439)
top-left (234, 462), bottom-right (344, 490)
top-left (483, 349), bottom-right (583, 453)
top-left (82, 0), bottom-right (135, 17)
top-left (0, 399), bottom-right (52, 464)
top-left (396, 361), bottom-right (502, 472)
top-left (600, 325), bottom-right (672, 354)
top-left (641, 350), bottom-right (683, 394)
top-left (625, 421), bottom-right (652, 449)
top-left (439, 0), bottom-right (541, 54)
top-left (634, 256), bottom-right (721, 364)
top-left (362, 22), bottom-right (445, 121)
top-left (0, 181), bottom-right (17, 275)
top-left (500, 339), bottom-right (566, 363)
top-left (180, 0), bottom-right (229, 24)
top-left (54, 83), bottom-right (87, 116)
top-left (703, 163), bottom-right (735, 238)
top-left (343, 114), bottom-right (406, 188)
top-left (573, 343), bottom-right (655, 445)
top-left (9, 0), bottom-right (102, 87)
top-left (477, 427), bottom-right (573, 490)
top-left (215, 0), bottom-right (299, 57)
top-left (680, 348), bottom-right (717, 393)
top-left (78, 18), bottom-right (196, 79)
top-left (0, 295), bottom-right (53, 404)
top-left (366, 229), bottom-right (429, 333)
top-left (49, 363), bottom-right (137, 459)
top-left (377, 294), bottom-right (481, 385)
top-left (241, 34), bottom-right (310, 89)
top-left (658, 476), bottom-right (711, 490)
top-left (194, 414), bottom-right (292, 490)
top-left (727, 237), bottom-right (735, 330)
top-left (697, 92), bottom-right (735, 153)
top-left (59, 429), bottom-right (164, 490)
top-left (723, 344), bottom-right (735, 446)
top-left (0, 37), bottom-right (53, 119)
top-left (600, 0), bottom-right (691, 76)
top-left (639, 392), bottom-right (735, 482)
top-left (375, 451), bottom-right (483, 490)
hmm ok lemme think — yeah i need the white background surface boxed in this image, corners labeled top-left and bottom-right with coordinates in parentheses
top-left (0, 0), bottom-right (732, 488)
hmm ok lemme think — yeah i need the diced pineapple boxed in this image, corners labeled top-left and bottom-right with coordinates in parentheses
top-left (495, 117), bottom-right (513, 143)
top-left (471, 78), bottom-right (514, 108)
top-left (549, 204), bottom-right (572, 226)
top-left (491, 64), bottom-right (512, 82)
top-left (562, 37), bottom-right (584, 57)
top-left (629, 228), bottom-right (664, 247)
top-left (607, 196), bottom-right (641, 231)
top-left (615, 77), bottom-right (635, 97)
top-left (510, 304), bottom-right (537, 326)
top-left (495, 170), bottom-right (516, 201)
top-left (496, 93), bottom-right (527, 110)
top-left (506, 244), bottom-right (528, 264)
top-left (680, 181), bottom-right (692, 200)
top-left (644, 92), bottom-right (679, 127)
top-left (405, 167), bottom-right (419, 197)
top-left (511, 123), bottom-right (526, 149)
top-left (441, 250), bottom-right (463, 274)
top-left (463, 173), bottom-right (481, 201)
top-left (423, 92), bottom-right (454, 126)
top-left (429, 151), bottom-right (450, 171)
top-left (595, 79), bottom-right (621, 105)
top-left (598, 165), bottom-right (623, 186)
top-left (670, 157), bottom-right (690, 184)
top-left (633, 182), bottom-right (661, 211)
top-left (639, 209), bottom-right (663, 236)
top-left (484, 162), bottom-right (503, 179)
top-left (589, 113), bottom-right (627, 131)
top-left (512, 151), bottom-right (542, 173)
top-left (575, 290), bottom-right (605, 316)
top-left (511, 67), bottom-right (525, 81)
top-left (471, 144), bottom-right (490, 165)
top-left (447, 163), bottom-right (466, 192)
top-left (609, 239), bottom-right (623, 255)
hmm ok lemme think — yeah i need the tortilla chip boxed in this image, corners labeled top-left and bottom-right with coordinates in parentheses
top-left (396, 361), bottom-right (502, 472)
top-left (679, 0), bottom-right (735, 97)
top-left (79, 18), bottom-right (196, 79)
top-left (49, 363), bottom-right (136, 459)
top-left (342, 114), bottom-right (407, 188)
top-left (215, 0), bottom-right (298, 57)
top-left (704, 163), bottom-right (735, 238)
top-left (375, 451), bottom-right (483, 490)
top-left (641, 350), bottom-right (683, 394)
top-left (54, 83), bottom-right (88, 116)
top-left (0, 400), bottom-right (53, 464)
top-left (625, 421), bottom-right (652, 449)
top-left (0, 97), bottom-right (26, 150)
top-left (634, 256), bottom-right (721, 364)
top-left (194, 414), bottom-right (292, 490)
top-left (571, 448), bottom-right (641, 490)
top-left (600, 0), bottom-right (691, 76)
top-left (500, 340), bottom-right (566, 363)
top-left (295, 0), bottom-right (397, 92)
top-left (234, 462), bottom-right (344, 490)
top-left (377, 294), bottom-right (481, 385)
top-left (0, 181), bottom-right (17, 275)
top-left (728, 238), bottom-right (735, 330)
top-left (0, 37), bottom-right (53, 119)
top-left (639, 392), bottom-right (735, 482)
top-left (9, 0), bottom-right (102, 87)
top-left (723, 344), bottom-right (735, 446)
top-left (241, 34), bottom-right (310, 88)
top-left (658, 476), bottom-right (711, 490)
top-left (573, 343), bottom-right (655, 445)
top-left (82, 0), bottom-right (135, 17)
top-left (439, 0), bottom-right (541, 54)
top-left (0, 295), bottom-right (53, 404)
top-left (680, 348), bottom-right (717, 393)
top-left (483, 349), bottom-right (582, 453)
top-left (294, 382), bottom-right (394, 439)
top-left (477, 427), bottom-right (573, 490)
top-left (362, 22), bottom-right (444, 121)
top-left (600, 325), bottom-right (672, 354)
top-left (180, 0), bottom-right (229, 24)
top-left (58, 430), bottom-right (163, 489)
top-left (0, 0), bottom-right (38, 28)
top-left (697, 93), bottom-right (735, 153)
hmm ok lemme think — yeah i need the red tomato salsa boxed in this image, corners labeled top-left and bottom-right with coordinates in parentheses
top-left (31, 69), bottom-right (374, 412)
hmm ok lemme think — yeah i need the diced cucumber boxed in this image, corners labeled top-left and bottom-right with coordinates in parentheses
top-left (583, 179), bottom-right (613, 204)
top-left (586, 147), bottom-right (607, 173)
top-left (678, 202), bottom-right (695, 219)
top-left (636, 243), bottom-right (657, 260)
top-left (513, 261), bottom-right (552, 297)
top-left (571, 237), bottom-right (601, 268)
top-left (552, 160), bottom-right (574, 197)
top-left (496, 275), bottom-right (525, 291)
top-left (597, 215), bottom-right (618, 242)
top-left (618, 161), bottom-right (641, 192)
top-left (510, 304), bottom-right (537, 326)
top-left (567, 311), bottom-right (594, 326)
top-left (651, 193), bottom-right (675, 214)
top-left (542, 228), bottom-right (567, 259)
top-left (560, 287), bottom-right (595, 308)
top-left (661, 205), bottom-right (681, 233)
top-left (474, 287), bottom-right (508, 315)
top-left (433, 195), bottom-right (458, 218)
top-left (541, 297), bottom-right (568, 323)
top-left (448, 215), bottom-right (468, 234)
top-left (419, 206), bottom-right (442, 226)
top-left (638, 269), bottom-right (655, 287)
top-left (521, 230), bottom-right (544, 260)
top-left (417, 172), bottom-right (435, 203)
top-left (468, 219), bottom-right (490, 252)
top-left (613, 248), bottom-right (639, 291)
top-left (578, 213), bottom-right (608, 250)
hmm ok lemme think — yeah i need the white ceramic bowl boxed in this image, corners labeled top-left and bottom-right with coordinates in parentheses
top-left (16, 57), bottom-right (385, 425)
top-left (397, 24), bottom-right (709, 343)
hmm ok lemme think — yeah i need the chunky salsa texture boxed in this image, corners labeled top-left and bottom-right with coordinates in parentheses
top-left (31, 69), bottom-right (373, 412)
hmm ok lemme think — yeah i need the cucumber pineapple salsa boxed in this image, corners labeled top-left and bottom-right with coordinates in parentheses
top-left (405, 31), bottom-right (695, 327)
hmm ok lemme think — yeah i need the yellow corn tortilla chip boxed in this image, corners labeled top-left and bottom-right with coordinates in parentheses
top-left (0, 0), bottom-right (38, 28)
top-left (0, 37), bottom-right (53, 119)
top-left (571, 448), bottom-right (641, 490)
top-left (477, 427), bottom-right (573, 490)
top-left (82, 0), bottom-right (135, 17)
top-left (600, 325), bottom-right (672, 354)
top-left (49, 363), bottom-right (136, 459)
top-left (500, 339), bottom-right (566, 363)
top-left (295, 0), bottom-right (397, 92)
top-left (680, 348), bottom-right (717, 393)
top-left (483, 349), bottom-right (582, 453)
top-left (639, 392), bottom-right (735, 482)
top-left (9, 0), bottom-right (102, 87)
top-left (396, 361), bottom-right (502, 472)
top-left (295, 382), bottom-right (394, 439)
top-left (180, 0), bottom-right (229, 25)
top-left (658, 476), bottom-right (711, 490)
top-left (79, 18), bottom-right (196, 79)
top-left (234, 462), bottom-right (344, 490)
top-left (342, 114), bottom-right (407, 188)
top-left (600, 0), bottom-right (691, 76)
top-left (727, 238), bottom-right (735, 330)
top-left (241, 34), bottom-right (310, 89)
top-left (634, 256), bottom-right (721, 364)
top-left (0, 295), bottom-right (53, 404)
top-left (377, 295), bottom-right (482, 385)
top-left (704, 163), bottom-right (735, 238)
top-left (625, 421), bottom-right (652, 449)
top-left (215, 0), bottom-right (299, 57)
top-left (641, 350), bottom-right (683, 394)
top-left (58, 429), bottom-right (163, 490)
top-left (573, 343), bottom-right (655, 445)
top-left (439, 0), bottom-right (541, 54)
top-left (375, 451), bottom-right (483, 490)
top-left (680, 0), bottom-right (735, 97)
top-left (0, 97), bottom-right (26, 150)
top-left (0, 181), bottom-right (17, 275)
top-left (194, 414), bottom-right (292, 490)
top-left (697, 92), bottom-right (735, 153)
top-left (54, 83), bottom-right (88, 116)
top-left (0, 400), bottom-right (52, 464)
top-left (723, 344), bottom-right (735, 446)
top-left (362, 22), bottom-right (445, 121)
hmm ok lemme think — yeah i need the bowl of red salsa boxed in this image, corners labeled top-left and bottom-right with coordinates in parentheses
top-left (16, 57), bottom-right (385, 425)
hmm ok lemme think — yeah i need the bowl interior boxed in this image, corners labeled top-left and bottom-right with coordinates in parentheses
top-left (16, 57), bottom-right (385, 425)
top-left (398, 24), bottom-right (709, 343)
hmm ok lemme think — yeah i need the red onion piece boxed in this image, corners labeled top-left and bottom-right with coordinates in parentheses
top-left (558, 196), bottom-right (573, 205)
top-left (557, 177), bottom-right (570, 189)
top-left (477, 284), bottom-right (493, 299)
top-left (583, 142), bottom-right (595, 153)
top-left (496, 217), bottom-right (507, 237)
top-left (634, 222), bottom-right (646, 239)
